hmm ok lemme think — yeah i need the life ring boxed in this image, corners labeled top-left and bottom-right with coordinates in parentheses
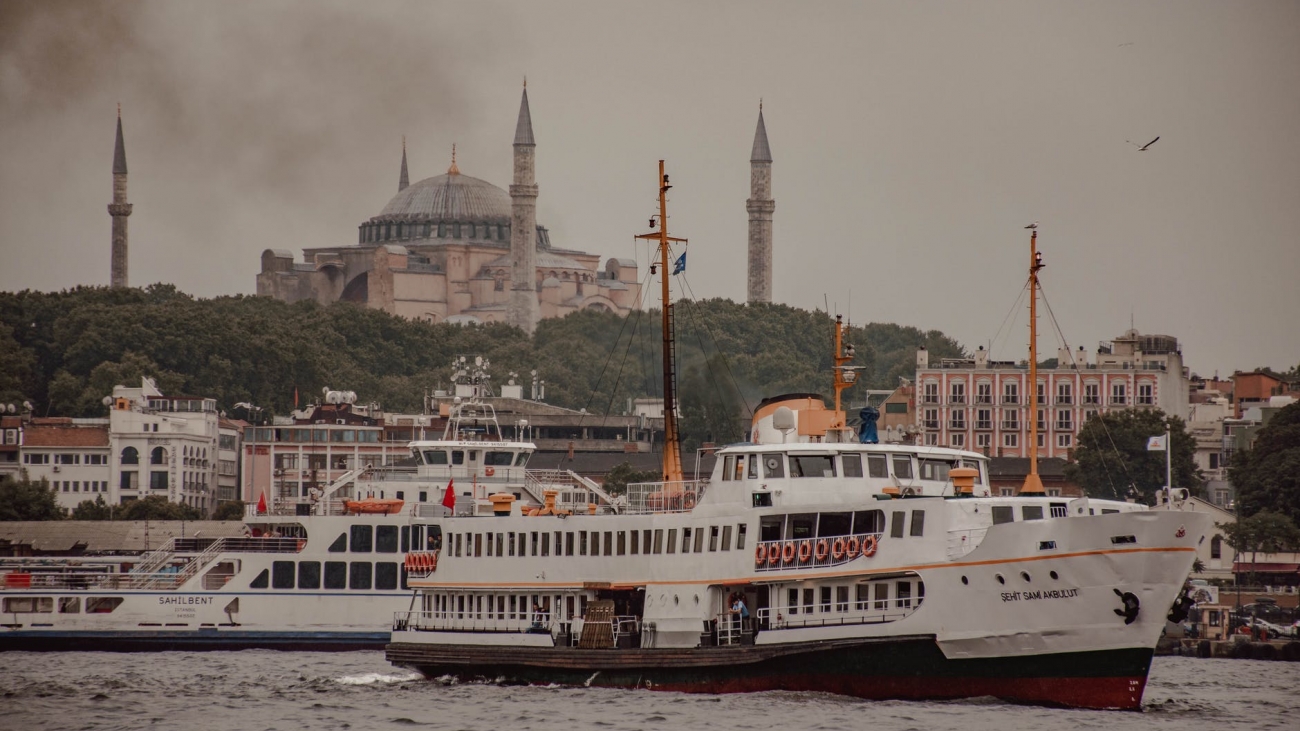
top-left (404, 554), bottom-right (414, 571)
top-left (845, 536), bottom-right (860, 559)
top-left (862, 535), bottom-right (878, 557)
top-left (485, 467), bottom-right (495, 477)
top-left (815, 540), bottom-right (829, 562)
top-left (296, 539), bottom-right (306, 552)
top-left (831, 538), bottom-right (846, 560)
top-left (782, 542), bottom-right (796, 564)
top-left (797, 541), bottom-right (812, 563)
top-left (767, 544), bottom-right (781, 566)
top-left (755, 544), bottom-right (767, 567)
top-left (428, 552), bottom-right (438, 571)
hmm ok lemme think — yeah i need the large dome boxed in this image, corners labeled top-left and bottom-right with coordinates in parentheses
top-left (374, 172), bottom-right (512, 222)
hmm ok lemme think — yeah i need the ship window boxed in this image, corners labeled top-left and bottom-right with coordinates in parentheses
top-left (760, 516), bottom-right (783, 542)
top-left (580, 531), bottom-right (588, 556)
top-left (59, 597), bottom-right (80, 614)
top-left (787, 588), bottom-right (799, 615)
top-left (541, 532), bottom-right (549, 556)
top-left (376, 525), bottom-right (398, 553)
top-left (890, 511), bottom-right (906, 538)
top-left (790, 454), bottom-right (835, 478)
top-left (653, 529), bottom-right (664, 554)
top-left (853, 510), bottom-right (885, 534)
top-left (896, 582), bottom-right (912, 608)
top-left (642, 529), bottom-right (651, 554)
top-left (873, 583), bottom-right (889, 610)
top-left (790, 514), bottom-right (815, 540)
top-left (86, 597), bottom-right (124, 614)
top-left (694, 527), bottom-right (705, 553)
top-left (617, 531), bottom-right (626, 555)
top-left (747, 454), bottom-right (758, 479)
top-left (272, 561), bottom-right (295, 589)
top-left (867, 454), bottom-right (888, 478)
top-left (530, 531), bottom-right (538, 556)
top-left (820, 586), bottom-right (832, 612)
top-left (250, 569), bottom-right (270, 589)
top-left (919, 459), bottom-right (951, 482)
top-left (324, 562), bottom-right (347, 589)
top-left (855, 584), bottom-right (869, 610)
top-left (485, 451), bottom-right (514, 466)
top-left (709, 526), bottom-right (719, 551)
top-left (375, 562), bottom-right (398, 591)
top-left (667, 529), bottom-right (678, 554)
top-left (451, 451), bottom-right (464, 465)
top-left (565, 532), bottom-right (574, 556)
top-left (818, 512), bottom-right (852, 537)
top-left (3, 597), bottom-right (53, 613)
top-left (1021, 505), bottom-right (1044, 521)
top-left (737, 523), bottom-right (747, 549)
top-left (422, 450), bottom-right (448, 465)
top-left (1049, 503), bottom-right (1067, 518)
top-left (842, 454), bottom-right (863, 478)
top-left (722, 456), bottom-right (734, 481)
top-left (349, 562), bottom-right (372, 590)
top-left (681, 528), bottom-right (692, 553)
top-left (515, 452), bottom-right (530, 467)
top-left (604, 531), bottom-right (613, 556)
top-left (763, 454), bottom-right (785, 478)
top-left (891, 455), bottom-right (913, 480)
top-left (474, 533), bottom-right (483, 557)
top-left (803, 589), bottom-right (814, 614)
top-left (298, 561), bottom-right (321, 589)
top-left (836, 585), bottom-right (849, 612)
top-left (400, 526), bottom-right (410, 553)
top-left (992, 506), bottom-right (1014, 524)
top-left (910, 510), bottom-right (925, 537)
top-left (721, 525), bottom-right (733, 550)
top-left (350, 525), bottom-right (373, 552)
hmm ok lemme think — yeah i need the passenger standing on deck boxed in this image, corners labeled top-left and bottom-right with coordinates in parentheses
top-left (730, 594), bottom-right (749, 632)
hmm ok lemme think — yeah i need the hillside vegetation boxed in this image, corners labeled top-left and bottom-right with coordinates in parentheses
top-left (0, 286), bottom-right (965, 447)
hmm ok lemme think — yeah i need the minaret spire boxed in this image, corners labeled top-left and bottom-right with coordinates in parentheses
top-left (746, 102), bottom-right (775, 302)
top-left (508, 83), bottom-right (540, 333)
top-left (398, 136), bottom-right (409, 191)
top-left (448, 143), bottom-right (459, 175)
top-left (108, 106), bottom-right (133, 288)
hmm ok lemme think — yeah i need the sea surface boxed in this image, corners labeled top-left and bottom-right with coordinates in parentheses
top-left (1, 651), bottom-right (1296, 731)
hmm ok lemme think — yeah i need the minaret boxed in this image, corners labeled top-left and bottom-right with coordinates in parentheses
top-left (108, 105), bottom-right (133, 288)
top-left (398, 136), bottom-right (409, 191)
top-left (507, 82), bottom-right (539, 333)
top-left (746, 102), bottom-right (775, 303)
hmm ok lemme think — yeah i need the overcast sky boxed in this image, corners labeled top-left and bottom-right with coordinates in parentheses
top-left (2, 0), bottom-right (1297, 378)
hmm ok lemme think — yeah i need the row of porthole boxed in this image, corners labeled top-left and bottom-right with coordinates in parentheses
top-left (960, 570), bottom-right (1061, 585)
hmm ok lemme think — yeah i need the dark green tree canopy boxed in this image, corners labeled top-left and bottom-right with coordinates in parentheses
top-left (1229, 401), bottom-right (1300, 522)
top-left (0, 475), bottom-right (64, 521)
top-left (1064, 408), bottom-right (1201, 502)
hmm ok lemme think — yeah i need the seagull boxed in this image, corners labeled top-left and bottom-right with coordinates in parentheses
top-left (1024, 222), bottom-right (1038, 230)
top-left (1127, 136), bottom-right (1159, 151)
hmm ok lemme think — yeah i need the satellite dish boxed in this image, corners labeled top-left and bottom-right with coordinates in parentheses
top-left (102, 396), bottom-right (113, 406)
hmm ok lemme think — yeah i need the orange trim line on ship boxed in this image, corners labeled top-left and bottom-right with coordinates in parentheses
top-left (407, 544), bottom-right (1196, 590)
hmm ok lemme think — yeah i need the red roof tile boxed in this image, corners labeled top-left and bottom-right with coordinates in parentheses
top-left (22, 426), bottom-right (109, 448)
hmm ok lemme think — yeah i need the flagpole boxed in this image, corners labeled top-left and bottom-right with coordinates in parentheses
top-left (1165, 426), bottom-right (1172, 492)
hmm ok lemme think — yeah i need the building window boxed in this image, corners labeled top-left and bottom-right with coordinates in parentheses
top-left (1084, 382), bottom-right (1100, 405)
top-left (1057, 433), bottom-right (1072, 448)
top-left (1138, 382), bottom-right (1154, 405)
top-left (949, 382), bottom-right (965, 404)
top-left (950, 433), bottom-right (965, 448)
top-left (121, 447), bottom-right (139, 465)
top-left (1037, 382), bottom-right (1047, 405)
top-left (1003, 382), bottom-right (1019, 404)
top-left (976, 433), bottom-right (991, 449)
top-left (1001, 410), bottom-right (1019, 430)
top-left (149, 471), bottom-right (168, 490)
top-left (923, 382), bottom-right (939, 404)
top-left (1210, 535), bottom-right (1222, 559)
top-left (1055, 409), bottom-right (1071, 430)
top-left (976, 382), bottom-right (992, 404)
top-left (1111, 382), bottom-right (1127, 405)
top-left (976, 409), bottom-right (992, 429)
top-left (949, 409), bottom-right (966, 430)
top-left (150, 447), bottom-right (166, 465)
top-left (1037, 409), bottom-right (1046, 431)
top-left (1003, 433), bottom-right (1018, 448)
top-left (1056, 382), bottom-right (1072, 404)
top-left (923, 409), bottom-right (939, 430)
top-left (924, 433), bottom-right (938, 445)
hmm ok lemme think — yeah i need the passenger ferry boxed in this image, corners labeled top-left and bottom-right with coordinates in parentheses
top-left (384, 165), bottom-right (1209, 710)
top-left (0, 395), bottom-right (606, 652)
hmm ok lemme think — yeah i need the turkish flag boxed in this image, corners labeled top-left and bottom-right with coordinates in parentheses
top-left (441, 480), bottom-right (456, 511)
top-left (256, 492), bottom-right (267, 514)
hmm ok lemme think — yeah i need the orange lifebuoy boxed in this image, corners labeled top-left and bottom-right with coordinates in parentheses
top-left (428, 551), bottom-right (438, 571)
top-left (404, 554), bottom-right (414, 571)
top-left (296, 539), bottom-right (306, 552)
top-left (485, 467), bottom-right (495, 477)
top-left (831, 538), bottom-right (846, 560)
top-left (815, 540), bottom-right (829, 561)
top-left (683, 493), bottom-right (696, 509)
top-left (845, 536), bottom-right (860, 559)
top-left (755, 544), bottom-right (767, 567)
top-left (767, 544), bottom-right (781, 566)
top-left (797, 541), bottom-right (812, 563)
top-left (782, 542), bottom-right (796, 564)
top-left (862, 535), bottom-right (878, 557)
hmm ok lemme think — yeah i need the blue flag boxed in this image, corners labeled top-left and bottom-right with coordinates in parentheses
top-left (673, 251), bottom-right (686, 274)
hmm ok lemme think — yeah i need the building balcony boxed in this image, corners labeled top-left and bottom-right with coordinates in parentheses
top-left (1055, 397), bottom-right (1072, 405)
top-left (1002, 396), bottom-right (1019, 405)
top-left (923, 420), bottom-right (940, 430)
top-left (975, 395), bottom-right (993, 404)
top-left (948, 422), bottom-right (966, 430)
top-left (975, 422), bottom-right (993, 430)
top-left (922, 396), bottom-right (940, 405)
top-left (948, 395), bottom-right (966, 404)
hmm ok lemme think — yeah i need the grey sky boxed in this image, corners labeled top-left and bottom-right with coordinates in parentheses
top-left (2, 0), bottom-right (1297, 378)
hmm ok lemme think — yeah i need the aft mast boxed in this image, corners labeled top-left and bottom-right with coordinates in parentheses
top-left (1021, 229), bottom-right (1046, 495)
top-left (635, 161), bottom-right (686, 482)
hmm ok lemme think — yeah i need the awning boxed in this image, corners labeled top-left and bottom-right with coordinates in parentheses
top-left (1232, 562), bottom-right (1300, 573)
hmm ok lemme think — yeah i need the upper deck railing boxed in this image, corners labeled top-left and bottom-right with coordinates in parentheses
top-left (624, 480), bottom-right (709, 515)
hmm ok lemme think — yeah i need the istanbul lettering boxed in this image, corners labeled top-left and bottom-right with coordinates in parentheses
top-left (1000, 588), bottom-right (1079, 603)
top-left (158, 596), bottom-right (213, 605)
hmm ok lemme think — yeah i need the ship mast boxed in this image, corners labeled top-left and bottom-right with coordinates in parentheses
top-left (831, 314), bottom-right (858, 427)
top-left (635, 161), bottom-right (686, 482)
top-left (1020, 229), bottom-right (1046, 494)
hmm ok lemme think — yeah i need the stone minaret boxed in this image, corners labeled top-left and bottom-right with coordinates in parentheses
top-left (398, 136), bottom-right (409, 192)
top-left (507, 84), bottom-right (539, 333)
top-left (746, 103), bottom-right (774, 303)
top-left (108, 107), bottom-right (133, 288)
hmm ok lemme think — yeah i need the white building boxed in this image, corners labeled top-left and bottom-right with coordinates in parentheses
top-left (17, 418), bottom-right (111, 511)
top-left (915, 329), bottom-right (1191, 459)
top-left (108, 379), bottom-right (219, 514)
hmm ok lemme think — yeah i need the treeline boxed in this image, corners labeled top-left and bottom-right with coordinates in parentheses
top-left (0, 286), bottom-right (965, 447)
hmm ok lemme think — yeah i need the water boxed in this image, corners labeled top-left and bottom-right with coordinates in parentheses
top-left (1, 652), bottom-right (1296, 731)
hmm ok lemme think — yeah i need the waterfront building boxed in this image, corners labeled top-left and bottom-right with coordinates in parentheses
top-left (914, 328), bottom-right (1191, 460)
top-left (17, 419), bottom-right (111, 511)
top-left (108, 379), bottom-right (220, 515)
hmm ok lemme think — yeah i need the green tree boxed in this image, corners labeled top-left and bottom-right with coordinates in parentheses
top-left (1065, 408), bottom-right (1201, 502)
top-left (213, 500), bottom-right (246, 521)
top-left (69, 495), bottom-right (116, 520)
top-left (0, 474), bottom-right (64, 521)
top-left (600, 462), bottom-right (660, 496)
top-left (1228, 401), bottom-right (1300, 522)
top-left (1218, 511), bottom-right (1300, 587)
top-left (118, 496), bottom-right (203, 521)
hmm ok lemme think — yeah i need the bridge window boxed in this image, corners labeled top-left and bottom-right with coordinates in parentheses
top-left (867, 454), bottom-right (888, 478)
top-left (789, 514), bottom-right (815, 540)
top-left (515, 452), bottom-right (531, 466)
top-left (1022, 505), bottom-right (1044, 521)
top-left (790, 455), bottom-right (835, 478)
top-left (762, 454), bottom-right (785, 478)
top-left (919, 459), bottom-right (952, 482)
top-left (485, 451), bottom-right (514, 466)
top-left (747, 454), bottom-right (758, 479)
top-left (422, 450), bottom-right (448, 465)
top-left (992, 506), bottom-right (1015, 524)
top-left (842, 454), bottom-right (863, 478)
top-left (451, 451), bottom-right (464, 465)
top-left (891, 455), bottom-right (914, 480)
top-left (298, 561), bottom-right (321, 589)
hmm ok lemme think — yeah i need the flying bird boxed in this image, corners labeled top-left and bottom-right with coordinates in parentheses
top-left (1127, 137), bottom-right (1159, 151)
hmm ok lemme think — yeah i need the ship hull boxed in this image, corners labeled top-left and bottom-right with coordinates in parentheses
top-left (2, 629), bottom-right (388, 653)
top-left (387, 636), bottom-right (1153, 710)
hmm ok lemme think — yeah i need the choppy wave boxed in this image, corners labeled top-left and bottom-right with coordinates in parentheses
top-left (334, 670), bottom-right (421, 685)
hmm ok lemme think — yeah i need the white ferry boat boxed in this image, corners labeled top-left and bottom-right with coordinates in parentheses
top-left (384, 166), bottom-right (1209, 710)
top-left (0, 396), bottom-right (606, 652)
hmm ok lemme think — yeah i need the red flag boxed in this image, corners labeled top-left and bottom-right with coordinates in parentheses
top-left (256, 491), bottom-right (267, 514)
top-left (441, 480), bottom-right (456, 511)
top-left (294, 387), bottom-right (299, 408)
